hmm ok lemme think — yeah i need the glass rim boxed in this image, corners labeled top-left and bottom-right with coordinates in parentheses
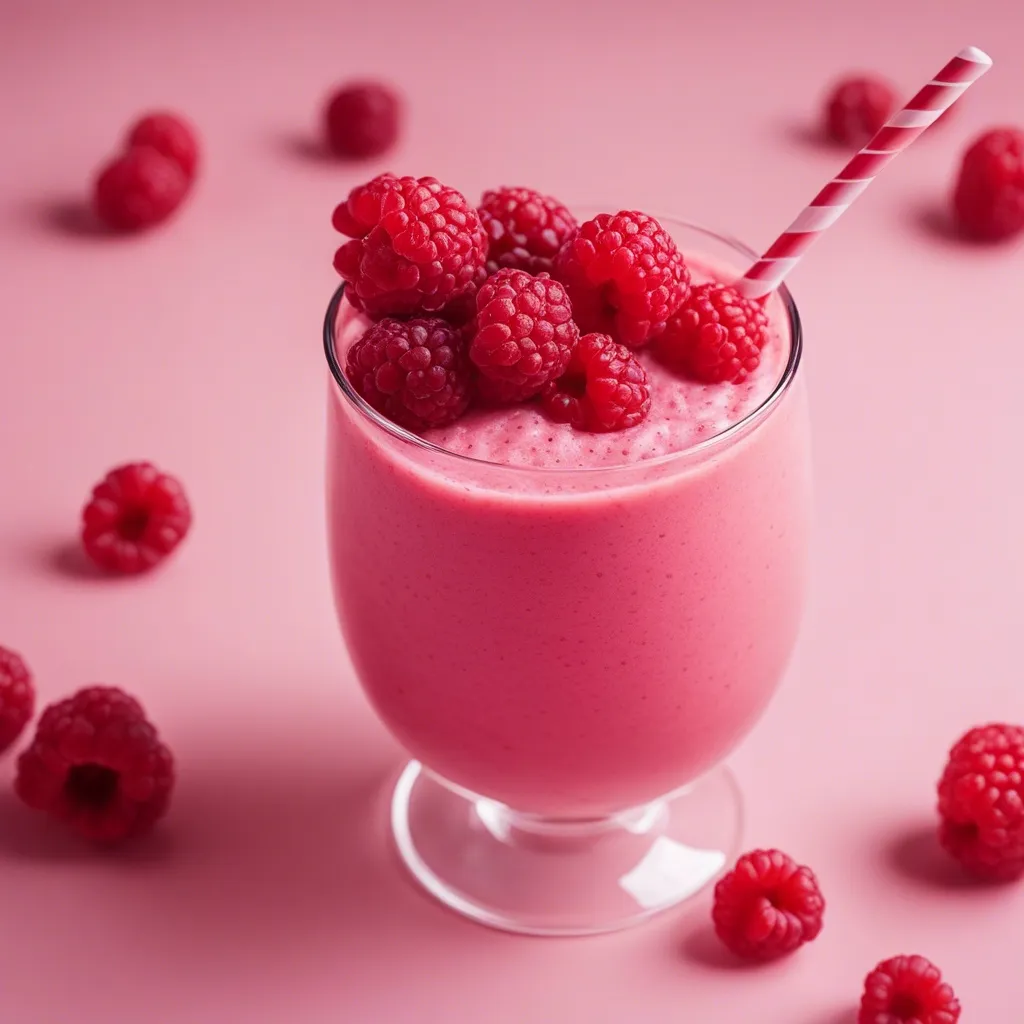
top-left (323, 216), bottom-right (804, 476)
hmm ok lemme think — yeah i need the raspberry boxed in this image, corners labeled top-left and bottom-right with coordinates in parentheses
top-left (475, 374), bottom-right (541, 406)
top-left (478, 186), bottom-right (578, 276)
top-left (332, 173), bottom-right (488, 318)
top-left (15, 686), bottom-right (174, 843)
top-left (324, 81), bottom-right (401, 159)
top-left (554, 211), bottom-right (690, 347)
top-left (711, 848), bottom-right (825, 960)
top-left (0, 646), bottom-right (35, 755)
top-left (80, 462), bottom-right (193, 575)
top-left (823, 75), bottom-right (897, 146)
top-left (541, 333), bottom-right (650, 432)
top-left (126, 112), bottom-right (200, 179)
top-left (859, 955), bottom-right (960, 1024)
top-left (93, 146), bottom-right (189, 231)
top-left (937, 723), bottom-right (1024, 880)
top-left (657, 282), bottom-right (771, 384)
top-left (953, 128), bottom-right (1024, 241)
top-left (346, 317), bottom-right (472, 430)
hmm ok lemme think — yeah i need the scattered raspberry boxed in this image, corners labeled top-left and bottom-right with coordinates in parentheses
top-left (554, 210), bottom-right (690, 347)
top-left (93, 147), bottom-right (189, 231)
top-left (15, 686), bottom-right (174, 843)
top-left (0, 646), bottom-right (35, 755)
top-left (657, 282), bottom-right (771, 384)
top-left (823, 75), bottom-right (897, 146)
top-left (859, 955), bottom-right (960, 1024)
top-left (127, 112), bottom-right (200, 179)
top-left (937, 722), bottom-right (1024, 880)
top-left (333, 174), bottom-right (488, 318)
top-left (324, 81), bottom-right (401, 159)
top-left (711, 848), bottom-right (825, 960)
top-left (953, 127), bottom-right (1024, 241)
top-left (541, 333), bottom-right (650, 432)
top-left (346, 317), bottom-right (472, 430)
top-left (80, 462), bottom-right (193, 575)
top-left (478, 186), bottom-right (577, 276)
top-left (475, 374), bottom-right (541, 406)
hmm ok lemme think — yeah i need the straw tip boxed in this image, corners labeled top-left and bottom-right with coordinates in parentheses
top-left (958, 45), bottom-right (993, 66)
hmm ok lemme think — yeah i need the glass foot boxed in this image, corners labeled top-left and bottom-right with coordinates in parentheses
top-left (390, 760), bottom-right (743, 936)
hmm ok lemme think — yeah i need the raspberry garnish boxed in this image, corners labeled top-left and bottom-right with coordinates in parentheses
top-left (126, 112), bottom-right (200, 179)
top-left (332, 173), bottom-right (488, 318)
top-left (346, 317), bottom-right (472, 430)
top-left (657, 282), bottom-right (771, 384)
top-left (554, 210), bottom-right (690, 347)
top-left (15, 686), bottom-right (174, 843)
top-left (823, 75), bottom-right (897, 146)
top-left (478, 186), bottom-right (578, 276)
top-left (80, 462), bottom-right (193, 575)
top-left (324, 81), bottom-right (401, 159)
top-left (0, 646), bottom-right (35, 755)
top-left (93, 147), bottom-right (189, 231)
top-left (711, 848), bottom-right (825, 960)
top-left (859, 955), bottom-right (960, 1024)
top-left (952, 127), bottom-right (1024, 241)
top-left (937, 722), bottom-right (1024, 880)
top-left (541, 333), bottom-right (650, 432)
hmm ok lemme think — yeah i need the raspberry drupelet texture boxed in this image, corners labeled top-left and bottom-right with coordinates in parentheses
top-left (554, 211), bottom-right (690, 347)
top-left (346, 317), bottom-right (472, 430)
top-left (93, 147), bottom-right (189, 231)
top-left (80, 462), bottom-right (193, 575)
top-left (858, 955), bottom-right (960, 1024)
top-left (324, 81), bottom-right (401, 159)
top-left (478, 186), bottom-right (578, 276)
top-left (0, 646), bottom-right (35, 755)
top-left (469, 268), bottom-right (579, 399)
top-left (823, 75), bottom-right (897, 146)
top-left (711, 848), bottom-right (825, 960)
top-left (127, 112), bottom-right (200, 179)
top-left (15, 686), bottom-right (175, 843)
top-left (937, 722), bottom-right (1024, 880)
top-left (332, 173), bottom-right (488, 318)
top-left (953, 127), bottom-right (1024, 241)
top-left (657, 282), bottom-right (771, 384)
top-left (541, 333), bottom-right (650, 432)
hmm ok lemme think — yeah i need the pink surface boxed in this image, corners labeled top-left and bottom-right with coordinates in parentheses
top-left (1, 0), bottom-right (1022, 1020)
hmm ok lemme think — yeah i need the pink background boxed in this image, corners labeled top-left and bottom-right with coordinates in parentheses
top-left (1, 0), bottom-right (1022, 1020)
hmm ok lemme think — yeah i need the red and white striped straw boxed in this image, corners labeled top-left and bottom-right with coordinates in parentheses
top-left (737, 46), bottom-right (993, 300)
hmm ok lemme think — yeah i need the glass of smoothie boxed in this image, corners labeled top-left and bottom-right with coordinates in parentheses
top-left (324, 211), bottom-right (811, 935)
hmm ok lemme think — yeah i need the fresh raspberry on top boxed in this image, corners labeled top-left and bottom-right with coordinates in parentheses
top-left (554, 210), bottom-right (690, 347)
top-left (953, 127), bottom-right (1024, 241)
top-left (324, 81), bottom-right (401, 159)
top-left (823, 75), bottom-right (897, 146)
top-left (478, 187), bottom-right (578, 276)
top-left (937, 722), bottom-right (1024, 880)
top-left (332, 173), bottom-right (488, 318)
top-left (859, 955), bottom-right (960, 1024)
top-left (346, 317), bottom-right (472, 430)
top-left (93, 147), bottom-right (189, 231)
top-left (127, 112), bottom-right (200, 179)
top-left (711, 848), bottom-right (825, 960)
top-left (0, 646), bottom-right (35, 755)
top-left (80, 462), bottom-right (193, 575)
top-left (657, 282), bottom-right (771, 384)
top-left (541, 333), bottom-right (650, 432)
top-left (469, 268), bottom-right (579, 399)
top-left (15, 685), bottom-right (174, 843)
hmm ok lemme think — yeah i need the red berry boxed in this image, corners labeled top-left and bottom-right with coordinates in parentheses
top-left (657, 282), bottom-right (770, 384)
top-left (0, 646), bottom-right (35, 755)
top-left (93, 146), bottom-right (189, 231)
top-left (80, 462), bottom-right (192, 575)
top-left (324, 81), bottom-right (401, 159)
top-left (859, 955), bottom-right (960, 1024)
top-left (332, 173), bottom-right (488, 318)
top-left (711, 848), bottom-right (825, 961)
top-left (346, 317), bottom-right (472, 430)
top-left (478, 186), bottom-right (578, 276)
top-left (126, 112), bottom-right (199, 179)
top-left (823, 75), bottom-right (897, 146)
top-left (937, 722), bottom-right (1024, 880)
top-left (475, 374), bottom-right (541, 406)
top-left (541, 333), bottom-right (650, 432)
top-left (15, 686), bottom-right (174, 844)
top-left (953, 127), bottom-right (1024, 241)
top-left (554, 210), bottom-right (690, 347)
